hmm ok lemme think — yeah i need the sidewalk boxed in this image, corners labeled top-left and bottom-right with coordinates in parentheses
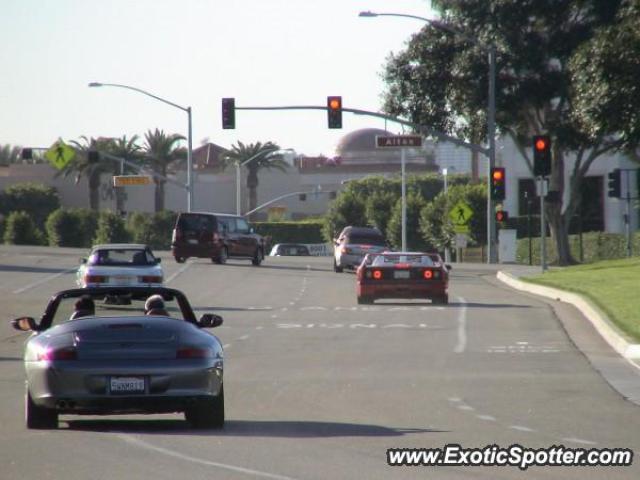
top-left (495, 264), bottom-right (640, 406)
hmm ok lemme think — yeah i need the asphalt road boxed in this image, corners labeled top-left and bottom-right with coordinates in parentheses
top-left (0, 246), bottom-right (638, 479)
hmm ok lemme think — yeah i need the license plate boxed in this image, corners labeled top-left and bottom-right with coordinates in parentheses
top-left (113, 275), bottom-right (132, 284)
top-left (188, 239), bottom-right (198, 244)
top-left (394, 270), bottom-right (410, 279)
top-left (110, 376), bottom-right (145, 394)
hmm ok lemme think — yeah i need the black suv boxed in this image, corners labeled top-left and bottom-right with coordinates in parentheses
top-left (171, 212), bottom-right (265, 265)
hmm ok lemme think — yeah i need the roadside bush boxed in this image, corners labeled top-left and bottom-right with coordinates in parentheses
top-left (387, 193), bottom-right (430, 251)
top-left (253, 220), bottom-right (324, 245)
top-left (0, 182), bottom-right (60, 230)
top-left (364, 191), bottom-right (396, 238)
top-left (46, 208), bottom-right (81, 247)
top-left (322, 190), bottom-right (366, 242)
top-left (126, 211), bottom-right (177, 249)
top-left (3, 211), bottom-right (45, 245)
top-left (93, 211), bottom-right (130, 244)
top-left (75, 209), bottom-right (99, 247)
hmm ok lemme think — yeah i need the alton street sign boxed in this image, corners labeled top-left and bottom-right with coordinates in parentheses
top-left (112, 175), bottom-right (153, 187)
top-left (45, 140), bottom-right (76, 170)
top-left (375, 135), bottom-right (423, 148)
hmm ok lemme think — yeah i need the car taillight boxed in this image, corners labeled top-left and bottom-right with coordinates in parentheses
top-left (140, 275), bottom-right (163, 283)
top-left (37, 346), bottom-right (77, 361)
top-left (176, 347), bottom-right (212, 359)
top-left (85, 274), bottom-right (107, 283)
top-left (372, 269), bottom-right (383, 280)
top-left (172, 229), bottom-right (179, 242)
top-left (423, 269), bottom-right (434, 280)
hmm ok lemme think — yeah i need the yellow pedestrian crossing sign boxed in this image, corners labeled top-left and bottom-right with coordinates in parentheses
top-left (449, 201), bottom-right (474, 227)
top-left (45, 140), bottom-right (76, 170)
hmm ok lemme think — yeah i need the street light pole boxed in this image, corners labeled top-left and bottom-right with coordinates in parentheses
top-left (359, 11), bottom-right (498, 263)
top-left (88, 82), bottom-right (194, 212)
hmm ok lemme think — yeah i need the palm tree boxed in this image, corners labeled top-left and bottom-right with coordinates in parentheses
top-left (220, 141), bottom-right (289, 218)
top-left (0, 144), bottom-right (22, 166)
top-left (110, 135), bottom-right (143, 213)
top-left (143, 129), bottom-right (186, 212)
top-left (63, 136), bottom-right (116, 210)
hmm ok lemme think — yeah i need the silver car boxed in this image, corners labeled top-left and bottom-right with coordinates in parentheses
top-left (333, 226), bottom-right (388, 272)
top-left (12, 286), bottom-right (224, 430)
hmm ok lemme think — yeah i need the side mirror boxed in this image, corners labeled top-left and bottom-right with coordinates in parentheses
top-left (445, 264), bottom-right (452, 271)
top-left (155, 258), bottom-right (162, 264)
top-left (12, 317), bottom-right (37, 332)
top-left (198, 313), bottom-right (223, 328)
top-left (80, 258), bottom-right (87, 264)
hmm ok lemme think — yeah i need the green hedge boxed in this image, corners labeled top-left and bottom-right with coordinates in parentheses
top-left (253, 221), bottom-right (325, 245)
top-left (3, 211), bottom-right (45, 245)
top-left (126, 211), bottom-right (177, 249)
top-left (516, 231), bottom-right (640, 265)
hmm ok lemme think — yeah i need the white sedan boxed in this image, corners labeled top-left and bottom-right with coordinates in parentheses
top-left (77, 244), bottom-right (164, 288)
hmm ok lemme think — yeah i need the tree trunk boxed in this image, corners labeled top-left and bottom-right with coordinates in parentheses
top-left (544, 148), bottom-right (577, 266)
top-left (470, 150), bottom-right (479, 183)
top-left (115, 188), bottom-right (127, 213)
top-left (154, 180), bottom-right (165, 212)
top-left (246, 167), bottom-right (259, 220)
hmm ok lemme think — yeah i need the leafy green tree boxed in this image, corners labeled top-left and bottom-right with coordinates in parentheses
top-left (570, 0), bottom-right (640, 154)
top-left (0, 144), bottom-right (22, 166)
top-left (143, 129), bottom-right (186, 212)
top-left (322, 190), bottom-right (367, 242)
top-left (382, 0), bottom-right (625, 265)
top-left (364, 191), bottom-right (396, 237)
top-left (420, 184), bottom-right (487, 251)
top-left (220, 141), bottom-right (288, 219)
top-left (386, 193), bottom-right (429, 251)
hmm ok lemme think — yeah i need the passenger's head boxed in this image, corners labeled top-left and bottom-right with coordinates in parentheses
top-left (144, 294), bottom-right (167, 315)
top-left (71, 295), bottom-right (95, 319)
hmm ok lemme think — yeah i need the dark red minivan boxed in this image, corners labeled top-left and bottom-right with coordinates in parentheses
top-left (171, 212), bottom-right (265, 266)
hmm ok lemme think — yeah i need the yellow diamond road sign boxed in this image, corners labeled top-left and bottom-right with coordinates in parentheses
top-left (449, 201), bottom-right (474, 227)
top-left (113, 175), bottom-right (153, 187)
top-left (45, 140), bottom-right (76, 170)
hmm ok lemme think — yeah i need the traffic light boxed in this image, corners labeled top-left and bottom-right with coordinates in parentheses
top-left (222, 97), bottom-right (235, 129)
top-left (327, 96), bottom-right (342, 129)
top-left (495, 210), bottom-right (508, 223)
top-left (532, 135), bottom-right (551, 177)
top-left (87, 150), bottom-right (100, 163)
top-left (608, 169), bottom-right (621, 198)
top-left (21, 148), bottom-right (33, 160)
top-left (490, 167), bottom-right (506, 201)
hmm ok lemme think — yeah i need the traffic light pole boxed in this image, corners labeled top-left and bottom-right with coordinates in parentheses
top-left (539, 176), bottom-right (547, 272)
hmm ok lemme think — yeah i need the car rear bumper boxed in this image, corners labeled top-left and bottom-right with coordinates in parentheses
top-left (358, 282), bottom-right (447, 299)
top-left (172, 242), bottom-right (223, 259)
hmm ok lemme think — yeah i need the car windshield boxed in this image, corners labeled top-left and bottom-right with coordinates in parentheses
top-left (51, 294), bottom-right (184, 327)
top-left (371, 254), bottom-right (435, 267)
top-left (278, 245), bottom-right (309, 255)
top-left (88, 249), bottom-right (155, 266)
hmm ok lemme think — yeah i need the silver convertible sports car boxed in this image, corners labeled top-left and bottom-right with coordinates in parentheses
top-left (12, 286), bottom-right (224, 430)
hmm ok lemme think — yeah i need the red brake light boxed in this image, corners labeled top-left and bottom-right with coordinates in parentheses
top-left (177, 347), bottom-right (212, 359)
top-left (140, 275), bottom-right (163, 283)
top-left (38, 346), bottom-right (77, 361)
top-left (85, 274), bottom-right (107, 283)
top-left (423, 269), bottom-right (433, 279)
top-left (373, 270), bottom-right (382, 280)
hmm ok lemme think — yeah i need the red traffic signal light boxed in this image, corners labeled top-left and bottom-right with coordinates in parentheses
top-left (490, 167), bottom-right (506, 201)
top-left (532, 135), bottom-right (551, 177)
top-left (222, 98), bottom-right (235, 129)
top-left (495, 210), bottom-right (508, 223)
top-left (327, 96), bottom-right (342, 129)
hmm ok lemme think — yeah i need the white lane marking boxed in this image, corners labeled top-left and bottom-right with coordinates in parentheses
top-left (454, 296), bottom-right (468, 353)
top-left (562, 437), bottom-right (598, 446)
top-left (118, 434), bottom-right (298, 480)
top-left (448, 397), bottom-right (462, 403)
top-left (256, 326), bottom-right (264, 330)
top-left (222, 344), bottom-right (231, 349)
top-left (238, 335), bottom-right (250, 341)
top-left (457, 405), bottom-right (474, 411)
top-left (510, 425), bottom-right (536, 432)
top-left (300, 306), bottom-right (327, 311)
top-left (476, 415), bottom-right (497, 421)
top-left (12, 267), bottom-right (77, 294)
top-left (165, 261), bottom-right (192, 284)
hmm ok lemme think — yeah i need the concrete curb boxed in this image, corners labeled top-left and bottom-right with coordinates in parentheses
top-left (497, 271), bottom-right (640, 360)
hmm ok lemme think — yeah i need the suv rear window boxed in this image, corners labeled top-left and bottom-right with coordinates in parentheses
top-left (177, 214), bottom-right (217, 232)
top-left (346, 235), bottom-right (386, 246)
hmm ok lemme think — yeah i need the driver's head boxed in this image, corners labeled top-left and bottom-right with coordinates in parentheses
top-left (75, 295), bottom-right (95, 314)
top-left (144, 294), bottom-right (165, 314)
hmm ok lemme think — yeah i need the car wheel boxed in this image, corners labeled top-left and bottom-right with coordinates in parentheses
top-left (334, 259), bottom-right (343, 273)
top-left (357, 296), bottom-right (373, 305)
top-left (174, 256), bottom-right (186, 264)
top-left (432, 294), bottom-right (449, 305)
top-left (251, 248), bottom-right (263, 266)
top-left (214, 247), bottom-right (228, 265)
top-left (185, 386), bottom-right (225, 429)
top-left (25, 389), bottom-right (57, 430)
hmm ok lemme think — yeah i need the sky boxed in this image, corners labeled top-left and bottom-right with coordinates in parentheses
top-left (1, 0), bottom-right (435, 158)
